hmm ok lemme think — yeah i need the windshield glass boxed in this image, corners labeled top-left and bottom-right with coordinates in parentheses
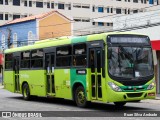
top-left (108, 47), bottom-right (153, 78)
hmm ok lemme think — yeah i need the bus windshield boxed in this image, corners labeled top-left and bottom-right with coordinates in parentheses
top-left (108, 46), bottom-right (154, 78)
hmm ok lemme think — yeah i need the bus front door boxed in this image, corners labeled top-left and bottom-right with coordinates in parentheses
top-left (14, 57), bottom-right (20, 92)
top-left (45, 53), bottom-right (55, 95)
top-left (89, 48), bottom-right (103, 100)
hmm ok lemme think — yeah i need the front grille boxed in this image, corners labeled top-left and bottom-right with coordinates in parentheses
top-left (124, 88), bottom-right (144, 91)
top-left (127, 93), bottom-right (143, 97)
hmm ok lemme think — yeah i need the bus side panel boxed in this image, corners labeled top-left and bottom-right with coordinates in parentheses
top-left (20, 70), bottom-right (46, 97)
top-left (4, 71), bottom-right (15, 92)
top-left (54, 69), bottom-right (72, 99)
top-left (70, 69), bottom-right (87, 99)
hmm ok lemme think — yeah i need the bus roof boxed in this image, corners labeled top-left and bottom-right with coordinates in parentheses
top-left (4, 32), bottom-right (147, 54)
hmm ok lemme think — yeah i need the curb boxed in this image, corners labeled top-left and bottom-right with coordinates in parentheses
top-left (0, 84), bottom-right (4, 89)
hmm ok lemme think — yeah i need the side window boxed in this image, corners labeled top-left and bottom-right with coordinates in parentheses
top-left (21, 51), bottom-right (30, 68)
top-left (1, 34), bottom-right (5, 49)
top-left (13, 33), bottom-right (17, 47)
top-left (5, 53), bottom-right (13, 69)
top-left (73, 43), bottom-right (87, 67)
top-left (56, 46), bottom-right (71, 67)
top-left (31, 49), bottom-right (43, 68)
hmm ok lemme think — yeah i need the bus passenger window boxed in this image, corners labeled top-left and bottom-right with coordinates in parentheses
top-left (56, 46), bottom-right (72, 67)
top-left (31, 49), bottom-right (43, 68)
top-left (5, 54), bottom-right (13, 69)
top-left (73, 43), bottom-right (86, 67)
top-left (21, 51), bottom-right (30, 68)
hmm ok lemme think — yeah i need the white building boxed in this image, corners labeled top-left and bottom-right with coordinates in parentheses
top-left (0, 0), bottom-right (159, 35)
top-left (113, 7), bottom-right (160, 93)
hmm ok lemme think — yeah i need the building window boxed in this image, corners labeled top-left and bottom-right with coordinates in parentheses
top-left (111, 8), bottom-right (113, 13)
top-left (36, 1), bottom-right (43, 8)
top-left (98, 7), bottom-right (104, 13)
top-left (0, 0), bottom-right (3, 4)
top-left (0, 13), bottom-right (3, 20)
top-left (133, 0), bottom-right (138, 3)
top-left (107, 8), bottom-right (110, 13)
top-left (47, 2), bottom-right (50, 8)
top-left (13, 33), bottom-right (17, 48)
top-left (28, 31), bottom-right (34, 45)
top-left (128, 9), bottom-right (130, 14)
top-left (73, 4), bottom-right (81, 8)
top-left (133, 10), bottom-right (138, 13)
top-left (74, 18), bottom-right (81, 22)
top-left (5, 14), bottom-right (8, 20)
top-left (144, 0), bottom-right (146, 4)
top-left (29, 1), bottom-right (32, 7)
top-left (149, 0), bottom-right (154, 4)
top-left (82, 19), bottom-right (90, 22)
top-left (13, 0), bottom-right (20, 6)
top-left (98, 22), bottom-right (104, 26)
top-left (124, 9), bottom-right (127, 14)
top-left (58, 3), bottom-right (64, 9)
top-left (116, 8), bottom-right (121, 14)
top-left (107, 23), bottom-right (110, 26)
top-left (51, 2), bottom-right (54, 8)
top-left (68, 4), bottom-right (71, 10)
top-left (92, 6), bottom-right (95, 12)
top-left (13, 15), bottom-right (20, 20)
top-left (24, 0), bottom-right (27, 6)
top-left (5, 0), bottom-right (8, 5)
top-left (82, 4), bottom-right (90, 9)
top-left (92, 22), bottom-right (95, 25)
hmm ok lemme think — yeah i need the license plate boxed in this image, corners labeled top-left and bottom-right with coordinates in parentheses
top-left (148, 93), bottom-right (155, 96)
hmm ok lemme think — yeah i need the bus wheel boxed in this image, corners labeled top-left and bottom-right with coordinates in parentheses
top-left (22, 83), bottom-right (30, 100)
top-left (114, 102), bottom-right (126, 107)
top-left (75, 86), bottom-right (87, 107)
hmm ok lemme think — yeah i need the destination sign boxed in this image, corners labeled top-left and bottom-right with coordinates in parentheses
top-left (108, 36), bottom-right (150, 45)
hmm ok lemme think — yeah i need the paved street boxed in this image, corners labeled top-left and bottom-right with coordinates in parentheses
top-left (0, 87), bottom-right (160, 120)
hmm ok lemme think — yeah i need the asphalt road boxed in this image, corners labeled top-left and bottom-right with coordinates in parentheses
top-left (0, 88), bottom-right (160, 120)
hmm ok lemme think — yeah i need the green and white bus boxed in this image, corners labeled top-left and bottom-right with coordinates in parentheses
top-left (3, 32), bottom-right (156, 107)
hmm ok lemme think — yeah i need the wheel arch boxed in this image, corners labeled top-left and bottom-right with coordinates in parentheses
top-left (21, 81), bottom-right (29, 92)
top-left (72, 82), bottom-right (85, 101)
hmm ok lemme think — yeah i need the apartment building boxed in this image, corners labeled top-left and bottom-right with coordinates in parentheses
top-left (0, 0), bottom-right (159, 35)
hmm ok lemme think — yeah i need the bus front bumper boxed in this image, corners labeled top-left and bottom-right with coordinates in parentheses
top-left (106, 89), bottom-right (156, 102)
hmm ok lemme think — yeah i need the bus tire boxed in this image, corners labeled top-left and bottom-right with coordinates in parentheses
top-left (75, 86), bottom-right (87, 107)
top-left (22, 83), bottom-right (30, 100)
top-left (114, 102), bottom-right (126, 107)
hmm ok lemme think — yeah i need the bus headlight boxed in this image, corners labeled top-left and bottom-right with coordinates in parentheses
top-left (147, 81), bottom-right (155, 90)
top-left (108, 82), bottom-right (122, 92)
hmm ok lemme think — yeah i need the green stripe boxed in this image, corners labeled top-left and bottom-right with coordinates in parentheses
top-left (71, 36), bottom-right (87, 43)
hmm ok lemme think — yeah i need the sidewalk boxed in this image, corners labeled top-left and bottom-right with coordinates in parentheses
top-left (156, 94), bottom-right (160, 100)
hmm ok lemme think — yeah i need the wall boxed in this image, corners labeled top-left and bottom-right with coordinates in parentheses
top-left (39, 12), bottom-right (71, 39)
top-left (0, 20), bottom-right (37, 49)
